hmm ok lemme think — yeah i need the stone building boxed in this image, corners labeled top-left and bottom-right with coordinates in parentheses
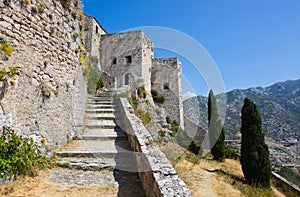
top-left (83, 14), bottom-right (185, 129)
top-left (99, 31), bottom-right (153, 94)
top-left (151, 58), bottom-right (184, 128)
top-left (84, 14), bottom-right (106, 69)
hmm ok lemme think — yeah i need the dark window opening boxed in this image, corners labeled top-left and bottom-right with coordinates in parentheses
top-left (112, 58), bottom-right (117, 65)
top-left (163, 60), bottom-right (168, 65)
top-left (125, 56), bottom-right (132, 64)
top-left (96, 26), bottom-right (99, 34)
top-left (163, 83), bottom-right (170, 91)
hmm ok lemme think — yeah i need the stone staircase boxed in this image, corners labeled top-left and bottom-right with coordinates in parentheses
top-left (55, 91), bottom-right (137, 171)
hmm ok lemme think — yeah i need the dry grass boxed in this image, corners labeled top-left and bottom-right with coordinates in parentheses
top-left (0, 168), bottom-right (118, 197)
top-left (172, 153), bottom-right (286, 197)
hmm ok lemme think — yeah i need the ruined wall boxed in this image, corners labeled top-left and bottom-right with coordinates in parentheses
top-left (83, 14), bottom-right (106, 70)
top-left (0, 0), bottom-right (86, 154)
top-left (151, 58), bottom-right (184, 128)
top-left (100, 31), bottom-right (152, 93)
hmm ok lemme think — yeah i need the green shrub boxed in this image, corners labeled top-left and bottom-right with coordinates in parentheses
top-left (135, 108), bottom-right (151, 126)
top-left (96, 77), bottom-right (104, 91)
top-left (0, 127), bottom-right (51, 179)
top-left (0, 42), bottom-right (14, 56)
top-left (151, 90), bottom-right (165, 104)
top-left (225, 146), bottom-right (240, 159)
top-left (171, 120), bottom-right (180, 135)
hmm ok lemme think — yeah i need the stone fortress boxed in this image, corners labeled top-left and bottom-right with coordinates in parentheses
top-left (84, 15), bottom-right (184, 129)
top-left (0, 0), bottom-right (204, 154)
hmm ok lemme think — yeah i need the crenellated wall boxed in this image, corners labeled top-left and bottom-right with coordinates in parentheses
top-left (0, 0), bottom-right (86, 154)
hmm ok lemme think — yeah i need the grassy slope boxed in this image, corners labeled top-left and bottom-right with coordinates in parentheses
top-left (160, 142), bottom-right (286, 197)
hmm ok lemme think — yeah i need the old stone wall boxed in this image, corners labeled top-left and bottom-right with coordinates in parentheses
top-left (100, 31), bottom-right (152, 93)
top-left (83, 14), bottom-right (106, 70)
top-left (0, 0), bottom-right (86, 154)
top-left (116, 98), bottom-right (192, 197)
top-left (151, 58), bottom-right (184, 128)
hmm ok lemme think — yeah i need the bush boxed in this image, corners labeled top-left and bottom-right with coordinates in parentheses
top-left (151, 89), bottom-right (165, 104)
top-left (171, 120), bottom-right (180, 135)
top-left (0, 127), bottom-right (51, 179)
top-left (96, 77), bottom-right (104, 91)
top-left (225, 146), bottom-right (240, 159)
top-left (135, 108), bottom-right (151, 126)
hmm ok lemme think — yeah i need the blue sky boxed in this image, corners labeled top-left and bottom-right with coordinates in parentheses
top-left (83, 0), bottom-right (300, 96)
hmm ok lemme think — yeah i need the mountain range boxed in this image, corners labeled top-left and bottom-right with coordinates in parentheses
top-left (183, 79), bottom-right (300, 165)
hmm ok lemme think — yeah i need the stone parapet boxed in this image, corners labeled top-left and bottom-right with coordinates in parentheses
top-left (116, 98), bottom-right (192, 197)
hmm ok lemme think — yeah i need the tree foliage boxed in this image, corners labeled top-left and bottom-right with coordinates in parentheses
top-left (208, 89), bottom-right (225, 161)
top-left (240, 98), bottom-right (271, 188)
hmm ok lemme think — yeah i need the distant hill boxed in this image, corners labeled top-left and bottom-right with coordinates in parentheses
top-left (183, 79), bottom-right (300, 164)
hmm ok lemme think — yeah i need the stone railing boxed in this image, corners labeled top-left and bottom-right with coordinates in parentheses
top-left (116, 98), bottom-right (192, 197)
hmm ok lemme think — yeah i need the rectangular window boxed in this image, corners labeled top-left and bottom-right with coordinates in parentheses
top-left (96, 26), bottom-right (99, 34)
top-left (163, 60), bottom-right (168, 64)
top-left (112, 58), bottom-right (117, 65)
top-left (163, 83), bottom-right (170, 91)
top-left (125, 56), bottom-right (132, 64)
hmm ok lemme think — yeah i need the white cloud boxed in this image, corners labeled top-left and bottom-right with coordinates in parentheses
top-left (183, 91), bottom-right (197, 101)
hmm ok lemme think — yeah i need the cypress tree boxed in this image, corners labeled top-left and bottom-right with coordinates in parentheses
top-left (241, 98), bottom-right (271, 188)
top-left (208, 90), bottom-right (225, 161)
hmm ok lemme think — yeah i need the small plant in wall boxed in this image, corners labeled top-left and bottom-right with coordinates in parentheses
top-left (0, 41), bottom-right (14, 57)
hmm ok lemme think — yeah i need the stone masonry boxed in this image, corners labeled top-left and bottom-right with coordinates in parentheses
top-left (0, 0), bottom-right (86, 153)
top-left (151, 57), bottom-right (184, 128)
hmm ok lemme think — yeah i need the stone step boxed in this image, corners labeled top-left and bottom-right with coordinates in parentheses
top-left (85, 109), bottom-right (115, 113)
top-left (86, 105), bottom-right (115, 109)
top-left (55, 155), bottom-right (138, 171)
top-left (87, 101), bottom-right (114, 105)
top-left (55, 139), bottom-right (132, 158)
top-left (77, 129), bottom-right (127, 140)
top-left (85, 114), bottom-right (115, 120)
top-left (88, 96), bottom-right (114, 100)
